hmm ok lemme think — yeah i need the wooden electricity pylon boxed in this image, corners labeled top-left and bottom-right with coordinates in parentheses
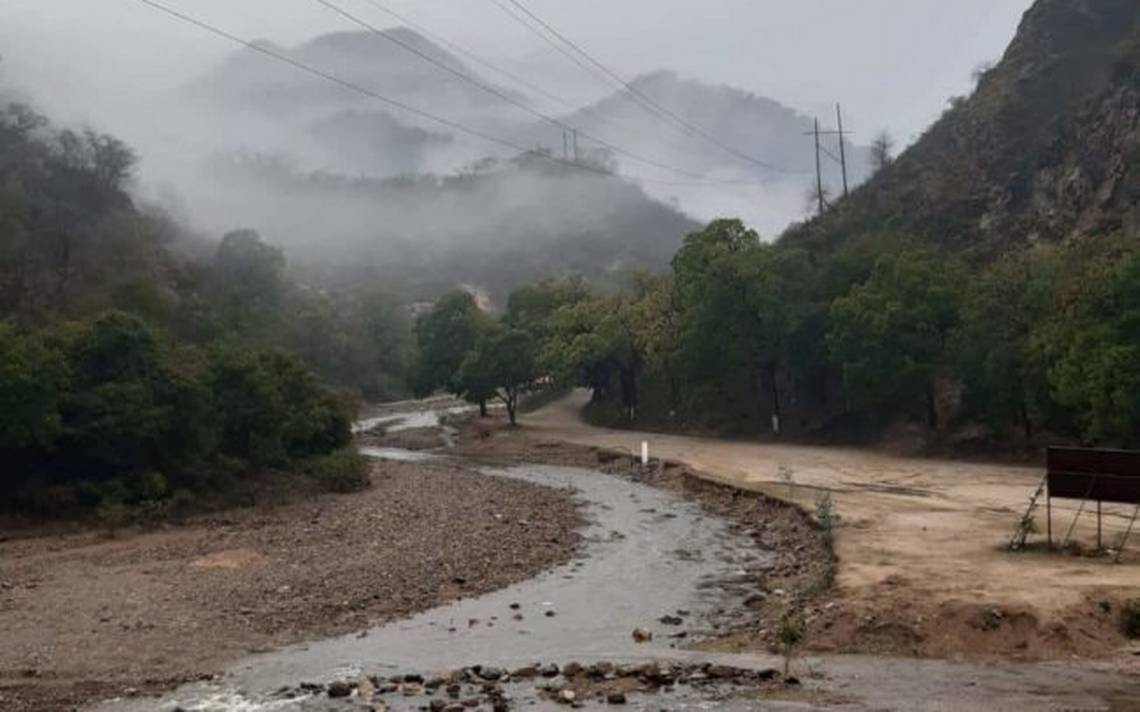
top-left (835, 103), bottom-right (849, 197)
top-left (809, 118), bottom-right (824, 214)
top-left (805, 105), bottom-right (854, 215)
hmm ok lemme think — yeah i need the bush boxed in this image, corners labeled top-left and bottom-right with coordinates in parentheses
top-left (815, 492), bottom-right (836, 542)
top-left (0, 311), bottom-right (359, 517)
top-left (306, 448), bottom-right (371, 493)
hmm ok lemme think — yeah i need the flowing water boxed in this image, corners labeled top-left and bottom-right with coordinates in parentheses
top-left (96, 455), bottom-right (779, 711)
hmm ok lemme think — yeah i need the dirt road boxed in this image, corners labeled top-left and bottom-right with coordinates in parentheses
top-left (521, 391), bottom-right (1140, 661)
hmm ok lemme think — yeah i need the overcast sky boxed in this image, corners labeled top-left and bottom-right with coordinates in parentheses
top-left (2, 0), bottom-right (1032, 146)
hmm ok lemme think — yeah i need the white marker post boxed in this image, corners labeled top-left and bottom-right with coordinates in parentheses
top-left (641, 440), bottom-right (649, 466)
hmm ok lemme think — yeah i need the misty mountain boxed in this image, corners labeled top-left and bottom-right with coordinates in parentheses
top-left (203, 150), bottom-right (698, 303)
top-left (159, 26), bottom-right (890, 303)
top-left (182, 29), bottom-right (873, 233)
top-left (783, 0), bottom-right (1139, 256)
top-left (308, 109), bottom-right (453, 175)
top-left (186, 29), bottom-right (517, 120)
top-left (541, 70), bottom-right (872, 184)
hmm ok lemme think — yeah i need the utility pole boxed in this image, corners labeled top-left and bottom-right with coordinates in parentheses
top-left (805, 106), bottom-right (854, 215)
top-left (571, 128), bottom-right (579, 162)
top-left (835, 103), bottom-right (849, 198)
top-left (562, 128), bottom-right (569, 160)
top-left (812, 117), bottom-right (824, 215)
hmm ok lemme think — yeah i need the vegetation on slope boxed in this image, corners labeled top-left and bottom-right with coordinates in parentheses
top-left (0, 99), bottom-right (397, 515)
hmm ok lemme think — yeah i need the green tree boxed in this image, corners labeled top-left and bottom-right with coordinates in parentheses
top-left (412, 290), bottom-right (487, 404)
top-left (459, 327), bottom-right (538, 426)
top-left (542, 294), bottom-right (642, 418)
top-left (56, 312), bottom-right (172, 481)
top-left (0, 324), bottom-right (66, 449)
top-left (955, 251), bottom-right (1056, 440)
top-left (827, 249), bottom-right (964, 428)
top-left (506, 277), bottom-right (589, 338)
top-left (1040, 248), bottom-right (1140, 444)
top-left (208, 229), bottom-right (285, 335)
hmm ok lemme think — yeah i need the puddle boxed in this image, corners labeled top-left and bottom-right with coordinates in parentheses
top-left (355, 446), bottom-right (439, 462)
top-left (353, 405), bottom-right (478, 435)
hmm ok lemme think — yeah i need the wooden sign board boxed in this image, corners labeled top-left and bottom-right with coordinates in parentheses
top-left (1046, 447), bottom-right (1140, 506)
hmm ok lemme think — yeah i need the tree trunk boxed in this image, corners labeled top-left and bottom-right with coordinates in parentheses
top-left (618, 364), bottom-right (638, 422)
top-left (1019, 398), bottom-right (1033, 443)
top-left (766, 361), bottom-right (782, 434)
top-left (926, 381), bottom-right (939, 430)
top-left (503, 387), bottom-right (518, 426)
top-left (479, 399), bottom-right (488, 418)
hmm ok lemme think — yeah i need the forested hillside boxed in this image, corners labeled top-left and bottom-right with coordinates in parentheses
top-left (418, 0), bottom-right (1140, 451)
top-left (784, 0), bottom-right (1139, 256)
top-left (0, 98), bottom-right (409, 517)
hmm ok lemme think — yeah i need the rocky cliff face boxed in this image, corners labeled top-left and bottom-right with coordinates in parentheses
top-left (783, 0), bottom-right (1139, 255)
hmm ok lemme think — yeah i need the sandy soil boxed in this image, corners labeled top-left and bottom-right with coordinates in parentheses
top-left (0, 459), bottom-right (582, 712)
top-left (501, 391), bottom-right (1140, 664)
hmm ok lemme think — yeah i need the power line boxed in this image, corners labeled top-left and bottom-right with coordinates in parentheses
top-left (131, 0), bottom-right (752, 189)
top-left (310, 0), bottom-right (744, 182)
top-left (486, 0), bottom-right (625, 97)
top-left (357, 0), bottom-right (692, 160)
top-left (497, 0), bottom-right (803, 174)
top-left (357, 0), bottom-right (577, 114)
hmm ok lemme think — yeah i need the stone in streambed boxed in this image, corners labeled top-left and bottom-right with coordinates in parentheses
top-left (327, 680), bottom-right (353, 698)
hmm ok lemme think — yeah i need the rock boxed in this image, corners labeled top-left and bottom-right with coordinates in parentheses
top-left (430, 700), bottom-right (448, 712)
top-left (646, 663), bottom-right (676, 685)
top-left (587, 661), bottom-right (614, 678)
top-left (512, 665), bottom-right (538, 678)
top-left (425, 676), bottom-right (446, 690)
top-left (492, 701), bottom-right (510, 712)
top-left (398, 682), bottom-right (422, 696)
top-left (327, 680), bottom-right (354, 698)
top-left (404, 673), bottom-right (425, 683)
top-left (479, 666), bottom-right (504, 681)
top-left (785, 676), bottom-right (801, 686)
top-left (539, 663), bottom-right (560, 677)
top-left (545, 610), bottom-right (557, 617)
top-left (558, 689), bottom-right (577, 703)
top-left (446, 683), bottom-right (462, 698)
top-left (631, 627), bottom-right (653, 642)
top-left (706, 664), bottom-right (743, 679)
top-left (606, 691), bottom-right (627, 704)
top-left (357, 676), bottom-right (375, 701)
top-left (658, 615), bottom-right (683, 625)
top-left (509, 602), bottom-right (521, 610)
top-left (561, 661), bottom-right (583, 677)
top-left (443, 705), bottom-right (466, 712)
top-left (376, 682), bottom-right (399, 694)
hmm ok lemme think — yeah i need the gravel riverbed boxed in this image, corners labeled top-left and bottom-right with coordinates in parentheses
top-left (0, 459), bottom-right (582, 711)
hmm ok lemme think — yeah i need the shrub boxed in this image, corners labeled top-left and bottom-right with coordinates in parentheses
top-left (815, 491), bottom-right (836, 541)
top-left (306, 448), bottom-right (371, 493)
top-left (778, 614), bottom-right (805, 676)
